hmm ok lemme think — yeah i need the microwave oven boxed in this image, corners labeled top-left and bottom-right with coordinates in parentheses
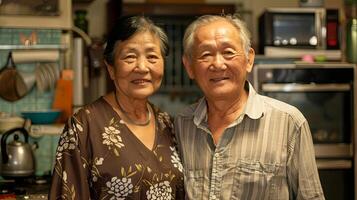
top-left (0, 0), bottom-right (71, 29)
top-left (259, 8), bottom-right (341, 60)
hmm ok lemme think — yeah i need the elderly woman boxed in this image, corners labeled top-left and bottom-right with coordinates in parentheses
top-left (49, 16), bottom-right (184, 199)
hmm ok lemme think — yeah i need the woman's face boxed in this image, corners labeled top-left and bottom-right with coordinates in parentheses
top-left (107, 31), bottom-right (164, 100)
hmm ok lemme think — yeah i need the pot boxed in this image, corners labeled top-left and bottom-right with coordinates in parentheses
top-left (0, 52), bottom-right (30, 102)
top-left (0, 127), bottom-right (35, 178)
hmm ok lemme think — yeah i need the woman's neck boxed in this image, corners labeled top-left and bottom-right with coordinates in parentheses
top-left (113, 91), bottom-right (150, 126)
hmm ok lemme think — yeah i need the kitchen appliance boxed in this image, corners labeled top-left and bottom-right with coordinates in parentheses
top-left (0, 176), bottom-right (50, 199)
top-left (0, 127), bottom-right (35, 178)
top-left (253, 63), bottom-right (356, 200)
top-left (258, 8), bottom-right (341, 60)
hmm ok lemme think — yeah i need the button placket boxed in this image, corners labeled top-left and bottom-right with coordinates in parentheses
top-left (209, 152), bottom-right (222, 200)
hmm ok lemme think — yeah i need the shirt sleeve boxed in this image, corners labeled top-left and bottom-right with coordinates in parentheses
top-left (287, 120), bottom-right (325, 200)
top-left (49, 114), bottom-right (91, 200)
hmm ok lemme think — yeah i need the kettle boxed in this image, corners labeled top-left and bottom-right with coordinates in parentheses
top-left (0, 127), bottom-right (35, 178)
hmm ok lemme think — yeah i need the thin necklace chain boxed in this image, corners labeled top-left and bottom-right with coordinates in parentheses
top-left (114, 91), bottom-right (151, 126)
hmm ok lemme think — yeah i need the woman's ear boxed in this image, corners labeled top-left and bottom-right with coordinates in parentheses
top-left (182, 55), bottom-right (195, 79)
top-left (104, 60), bottom-right (115, 81)
top-left (246, 48), bottom-right (255, 73)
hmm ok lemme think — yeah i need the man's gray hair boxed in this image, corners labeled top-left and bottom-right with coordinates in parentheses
top-left (183, 14), bottom-right (251, 60)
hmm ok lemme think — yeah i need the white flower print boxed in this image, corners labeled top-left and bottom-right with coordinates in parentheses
top-left (76, 123), bottom-right (83, 132)
top-left (102, 126), bottom-right (124, 149)
top-left (170, 146), bottom-right (183, 173)
top-left (62, 171), bottom-right (67, 183)
top-left (56, 128), bottom-right (78, 160)
top-left (146, 181), bottom-right (172, 200)
top-left (96, 157), bottom-right (104, 165)
top-left (106, 177), bottom-right (133, 199)
top-left (157, 112), bottom-right (173, 129)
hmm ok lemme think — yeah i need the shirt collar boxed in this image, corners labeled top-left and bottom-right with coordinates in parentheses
top-left (192, 81), bottom-right (264, 127)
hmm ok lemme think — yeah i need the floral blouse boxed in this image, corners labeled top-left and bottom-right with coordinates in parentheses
top-left (49, 97), bottom-right (184, 200)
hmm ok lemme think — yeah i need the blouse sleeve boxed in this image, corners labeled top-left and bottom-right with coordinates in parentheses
top-left (49, 113), bottom-right (92, 200)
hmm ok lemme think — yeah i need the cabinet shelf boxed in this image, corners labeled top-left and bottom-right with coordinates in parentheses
top-left (0, 44), bottom-right (68, 51)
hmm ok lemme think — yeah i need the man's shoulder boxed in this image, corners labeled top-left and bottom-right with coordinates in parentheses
top-left (176, 101), bottom-right (199, 119)
top-left (258, 94), bottom-right (307, 126)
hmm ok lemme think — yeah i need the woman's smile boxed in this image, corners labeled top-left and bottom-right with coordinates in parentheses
top-left (131, 78), bottom-right (152, 85)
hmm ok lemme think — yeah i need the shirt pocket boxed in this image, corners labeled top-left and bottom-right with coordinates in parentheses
top-left (231, 160), bottom-right (279, 200)
top-left (185, 169), bottom-right (204, 199)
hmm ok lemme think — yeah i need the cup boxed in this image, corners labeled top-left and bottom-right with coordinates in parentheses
top-left (15, 71), bottom-right (36, 97)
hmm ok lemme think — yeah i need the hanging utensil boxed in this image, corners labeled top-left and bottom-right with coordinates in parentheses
top-left (0, 52), bottom-right (32, 102)
top-left (0, 52), bottom-right (21, 102)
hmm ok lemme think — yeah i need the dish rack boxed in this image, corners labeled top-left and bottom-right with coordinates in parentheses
top-left (0, 43), bottom-right (68, 115)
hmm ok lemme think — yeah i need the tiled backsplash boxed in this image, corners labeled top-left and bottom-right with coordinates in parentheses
top-left (0, 28), bottom-right (63, 176)
top-left (31, 135), bottom-right (61, 176)
top-left (0, 28), bottom-right (62, 114)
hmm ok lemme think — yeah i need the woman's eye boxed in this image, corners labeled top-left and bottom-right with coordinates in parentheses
top-left (147, 55), bottom-right (159, 63)
top-left (123, 55), bottom-right (136, 63)
top-left (147, 55), bottom-right (159, 59)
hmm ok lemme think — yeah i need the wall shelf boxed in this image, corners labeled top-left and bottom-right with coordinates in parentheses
top-left (0, 44), bottom-right (68, 51)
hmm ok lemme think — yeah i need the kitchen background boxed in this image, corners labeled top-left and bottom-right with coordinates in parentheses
top-left (0, 0), bottom-right (356, 199)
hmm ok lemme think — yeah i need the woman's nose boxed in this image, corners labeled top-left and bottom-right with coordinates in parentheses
top-left (135, 58), bottom-right (149, 72)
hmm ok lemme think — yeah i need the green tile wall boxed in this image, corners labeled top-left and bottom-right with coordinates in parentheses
top-left (30, 135), bottom-right (60, 176)
top-left (0, 28), bottom-right (62, 176)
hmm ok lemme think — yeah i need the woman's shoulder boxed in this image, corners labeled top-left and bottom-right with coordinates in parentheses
top-left (150, 103), bottom-right (173, 130)
top-left (71, 97), bottom-right (109, 122)
top-left (76, 96), bottom-right (108, 113)
top-left (151, 103), bottom-right (172, 120)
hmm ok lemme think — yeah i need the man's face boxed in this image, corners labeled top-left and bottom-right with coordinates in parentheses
top-left (183, 20), bottom-right (254, 101)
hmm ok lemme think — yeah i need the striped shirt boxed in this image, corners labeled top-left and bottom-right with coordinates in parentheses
top-left (175, 82), bottom-right (324, 200)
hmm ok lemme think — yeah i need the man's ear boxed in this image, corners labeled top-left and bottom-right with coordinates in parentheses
top-left (246, 48), bottom-right (255, 73)
top-left (104, 60), bottom-right (115, 81)
top-left (182, 55), bottom-right (195, 79)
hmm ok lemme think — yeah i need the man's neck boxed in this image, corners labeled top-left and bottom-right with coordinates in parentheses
top-left (206, 89), bottom-right (249, 144)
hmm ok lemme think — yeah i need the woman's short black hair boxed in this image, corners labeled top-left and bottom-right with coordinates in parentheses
top-left (104, 16), bottom-right (169, 65)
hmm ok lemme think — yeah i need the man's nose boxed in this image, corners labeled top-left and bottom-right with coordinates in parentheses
top-left (211, 54), bottom-right (227, 70)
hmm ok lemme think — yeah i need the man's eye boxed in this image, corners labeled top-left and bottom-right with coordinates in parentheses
top-left (200, 53), bottom-right (212, 59)
top-left (223, 50), bottom-right (236, 57)
top-left (224, 51), bottom-right (234, 55)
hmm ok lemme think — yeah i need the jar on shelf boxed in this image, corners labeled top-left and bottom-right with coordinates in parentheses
top-left (346, 18), bottom-right (357, 63)
top-left (74, 10), bottom-right (89, 34)
top-left (344, 0), bottom-right (356, 63)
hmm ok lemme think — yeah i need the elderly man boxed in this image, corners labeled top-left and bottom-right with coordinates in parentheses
top-left (175, 15), bottom-right (324, 200)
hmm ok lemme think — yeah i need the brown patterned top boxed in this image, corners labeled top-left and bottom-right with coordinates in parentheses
top-left (49, 97), bottom-right (184, 200)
